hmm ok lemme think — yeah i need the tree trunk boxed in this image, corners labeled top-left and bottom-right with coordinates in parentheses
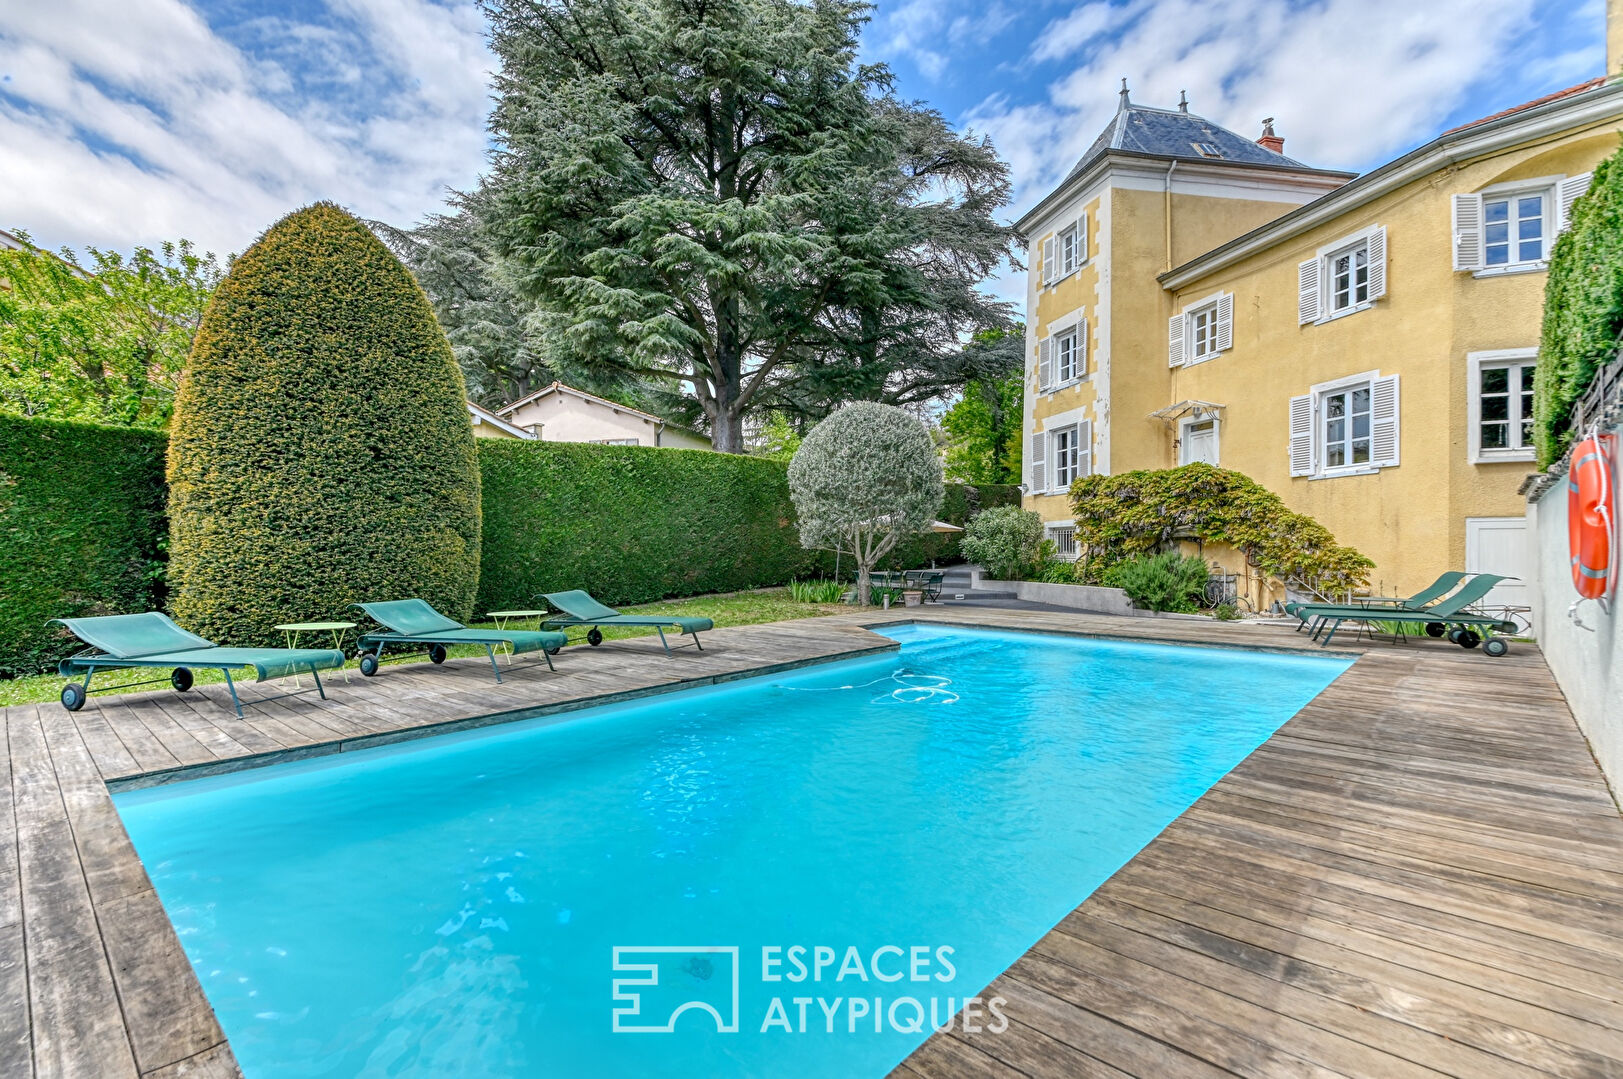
top-left (711, 409), bottom-right (746, 453)
top-left (855, 562), bottom-right (872, 607)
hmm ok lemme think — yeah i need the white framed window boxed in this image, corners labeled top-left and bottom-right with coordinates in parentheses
top-left (593, 437), bottom-right (639, 445)
top-left (1037, 318), bottom-right (1087, 392)
top-left (1040, 216), bottom-right (1086, 287)
top-left (1032, 419), bottom-right (1092, 493)
top-left (1045, 521), bottom-right (1080, 561)
top-left (1168, 292), bottom-right (1232, 366)
top-left (1298, 227), bottom-right (1386, 324)
top-left (1467, 348), bottom-right (1537, 462)
top-left (1178, 416), bottom-right (1220, 465)
top-left (1453, 173), bottom-right (1591, 275)
top-left (1288, 371), bottom-right (1399, 477)
top-left (1053, 424), bottom-right (1082, 489)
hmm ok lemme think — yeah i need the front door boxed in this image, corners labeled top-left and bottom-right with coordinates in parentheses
top-left (1181, 419), bottom-right (1219, 465)
top-left (1465, 517), bottom-right (1530, 612)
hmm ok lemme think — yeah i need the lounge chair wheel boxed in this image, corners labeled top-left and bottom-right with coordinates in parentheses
top-left (359, 653), bottom-right (380, 677)
top-left (1424, 622), bottom-right (1446, 638)
top-left (60, 683), bottom-right (86, 711)
top-left (170, 667), bottom-right (193, 692)
top-left (1483, 637), bottom-right (1509, 657)
top-left (1456, 629), bottom-right (1481, 649)
top-left (587, 628), bottom-right (603, 646)
top-left (429, 644), bottom-right (447, 664)
top-left (545, 645), bottom-right (560, 655)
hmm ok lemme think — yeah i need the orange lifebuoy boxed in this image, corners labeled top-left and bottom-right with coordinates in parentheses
top-left (1568, 435), bottom-right (1613, 599)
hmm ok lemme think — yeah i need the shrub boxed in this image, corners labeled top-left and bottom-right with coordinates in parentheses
top-left (0, 413), bottom-right (168, 676)
top-left (1105, 552), bottom-right (1209, 613)
top-left (960, 505), bottom-right (1045, 580)
top-left (788, 403), bottom-right (944, 604)
top-left (1213, 601), bottom-right (1240, 621)
top-left (788, 579), bottom-right (847, 603)
top-left (1070, 463), bottom-right (1371, 594)
top-left (1535, 142), bottom-right (1623, 466)
top-left (477, 440), bottom-right (825, 610)
top-left (167, 203), bottom-right (482, 643)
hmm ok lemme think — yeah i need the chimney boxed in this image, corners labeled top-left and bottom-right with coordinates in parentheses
top-left (1257, 117), bottom-right (1284, 154)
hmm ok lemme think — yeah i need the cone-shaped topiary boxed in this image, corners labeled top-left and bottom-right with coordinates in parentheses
top-left (167, 202), bottom-right (481, 643)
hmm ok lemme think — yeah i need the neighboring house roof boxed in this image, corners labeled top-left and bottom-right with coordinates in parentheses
top-left (467, 400), bottom-right (535, 439)
top-left (495, 380), bottom-right (703, 437)
top-left (1160, 76), bottom-right (1623, 289)
top-left (0, 228), bottom-right (27, 252)
top-left (1066, 87), bottom-right (1315, 183)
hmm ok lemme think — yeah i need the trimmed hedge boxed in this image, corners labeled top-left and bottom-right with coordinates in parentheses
top-left (167, 203), bottom-right (483, 643)
top-left (1536, 141), bottom-right (1623, 467)
top-left (0, 414), bottom-right (168, 677)
top-left (476, 440), bottom-right (825, 610)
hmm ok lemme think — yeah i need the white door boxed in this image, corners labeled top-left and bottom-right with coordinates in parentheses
top-left (1465, 517), bottom-right (1529, 613)
top-left (1181, 419), bottom-right (1219, 465)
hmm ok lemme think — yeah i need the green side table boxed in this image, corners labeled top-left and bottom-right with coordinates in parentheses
top-left (274, 621), bottom-right (357, 684)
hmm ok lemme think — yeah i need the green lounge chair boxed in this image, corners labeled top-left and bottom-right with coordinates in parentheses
top-left (1307, 574), bottom-right (1518, 655)
top-left (1285, 570), bottom-right (1468, 628)
top-left (537, 590), bottom-right (712, 656)
top-left (51, 612), bottom-right (345, 717)
top-left (353, 599), bottom-right (566, 683)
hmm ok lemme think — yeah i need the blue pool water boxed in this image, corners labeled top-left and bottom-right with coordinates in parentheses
top-left (115, 625), bottom-right (1349, 1078)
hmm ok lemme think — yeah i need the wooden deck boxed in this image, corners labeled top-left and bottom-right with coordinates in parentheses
top-left (1, 608), bottom-right (1619, 1078)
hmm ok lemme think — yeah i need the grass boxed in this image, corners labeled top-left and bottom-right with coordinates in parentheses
top-left (0, 587), bottom-right (848, 709)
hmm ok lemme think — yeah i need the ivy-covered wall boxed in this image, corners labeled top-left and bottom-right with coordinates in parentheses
top-left (0, 413), bottom-right (168, 677)
top-left (1536, 141), bottom-right (1623, 467)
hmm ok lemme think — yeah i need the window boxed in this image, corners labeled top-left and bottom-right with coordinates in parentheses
top-left (1298, 227), bottom-right (1386, 324)
top-left (1168, 293), bottom-right (1232, 366)
top-left (1053, 425), bottom-right (1081, 489)
top-left (1328, 242), bottom-right (1369, 313)
top-left (1060, 221), bottom-right (1082, 276)
top-left (1468, 349), bottom-right (1537, 461)
top-left (1179, 417), bottom-right (1220, 465)
top-left (1288, 372), bottom-right (1400, 477)
top-left (1046, 523), bottom-right (1079, 561)
top-left (1483, 192), bottom-right (1545, 266)
top-left (1320, 383), bottom-right (1371, 469)
top-left (1453, 174), bottom-right (1590, 274)
top-left (593, 437), bottom-right (639, 445)
top-left (1055, 326), bottom-right (1080, 383)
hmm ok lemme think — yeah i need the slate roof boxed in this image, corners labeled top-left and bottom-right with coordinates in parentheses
top-left (1066, 98), bottom-right (1318, 182)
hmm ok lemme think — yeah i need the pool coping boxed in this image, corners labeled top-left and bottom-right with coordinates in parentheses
top-left (5, 606), bottom-right (1619, 1079)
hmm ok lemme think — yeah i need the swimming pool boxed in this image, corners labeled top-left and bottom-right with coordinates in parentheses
top-left (114, 624), bottom-right (1350, 1077)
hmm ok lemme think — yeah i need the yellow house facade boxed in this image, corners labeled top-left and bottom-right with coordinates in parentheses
top-left (1018, 71), bottom-right (1623, 610)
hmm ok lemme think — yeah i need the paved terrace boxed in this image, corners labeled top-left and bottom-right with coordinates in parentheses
top-left (1, 609), bottom-right (1619, 1078)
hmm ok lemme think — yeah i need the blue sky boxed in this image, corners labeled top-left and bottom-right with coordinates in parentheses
top-left (0, 0), bottom-right (1606, 294)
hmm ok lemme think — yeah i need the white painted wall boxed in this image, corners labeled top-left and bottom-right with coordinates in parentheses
top-left (502, 391), bottom-right (710, 449)
top-left (1529, 427), bottom-right (1623, 796)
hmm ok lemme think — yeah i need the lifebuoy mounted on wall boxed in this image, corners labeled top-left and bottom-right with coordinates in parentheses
top-left (1568, 434), bottom-right (1615, 614)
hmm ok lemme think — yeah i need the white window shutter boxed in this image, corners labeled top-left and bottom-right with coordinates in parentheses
top-left (1077, 419), bottom-right (1093, 478)
top-left (1079, 213), bottom-right (1089, 263)
top-left (1288, 393), bottom-right (1314, 476)
top-left (1297, 259), bottom-right (1320, 324)
top-left (1037, 338), bottom-right (1053, 391)
top-left (1077, 317), bottom-right (1089, 375)
top-left (1167, 312), bottom-right (1185, 367)
top-left (1031, 431), bottom-right (1047, 493)
top-left (1041, 236), bottom-right (1056, 285)
top-left (1371, 373), bottom-right (1400, 467)
top-left (1366, 226), bottom-right (1387, 300)
top-left (1451, 194), bottom-right (1483, 271)
top-left (1215, 293), bottom-right (1233, 351)
top-left (1558, 172), bottom-right (1593, 232)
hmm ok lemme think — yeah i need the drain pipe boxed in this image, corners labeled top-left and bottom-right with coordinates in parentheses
top-left (1164, 159), bottom-right (1178, 271)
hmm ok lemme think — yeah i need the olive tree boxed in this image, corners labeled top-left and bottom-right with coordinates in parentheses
top-left (788, 402), bottom-right (943, 604)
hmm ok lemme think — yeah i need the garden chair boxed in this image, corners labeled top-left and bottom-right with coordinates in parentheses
top-left (51, 612), bottom-right (346, 717)
top-left (1285, 570), bottom-right (1468, 629)
top-left (1305, 574), bottom-right (1518, 655)
top-left (536, 590), bottom-right (711, 656)
top-left (353, 599), bottom-right (566, 682)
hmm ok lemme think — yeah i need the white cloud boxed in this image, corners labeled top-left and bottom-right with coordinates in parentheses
top-left (874, 0), bottom-right (1016, 83)
top-left (968, 0), bottom-right (1603, 221)
top-left (0, 0), bottom-right (492, 258)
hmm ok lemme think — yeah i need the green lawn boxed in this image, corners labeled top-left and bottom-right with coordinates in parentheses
top-left (0, 588), bottom-right (846, 709)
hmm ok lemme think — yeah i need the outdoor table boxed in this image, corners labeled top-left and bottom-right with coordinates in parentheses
top-left (273, 621), bottom-right (356, 684)
top-left (485, 609), bottom-right (551, 663)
